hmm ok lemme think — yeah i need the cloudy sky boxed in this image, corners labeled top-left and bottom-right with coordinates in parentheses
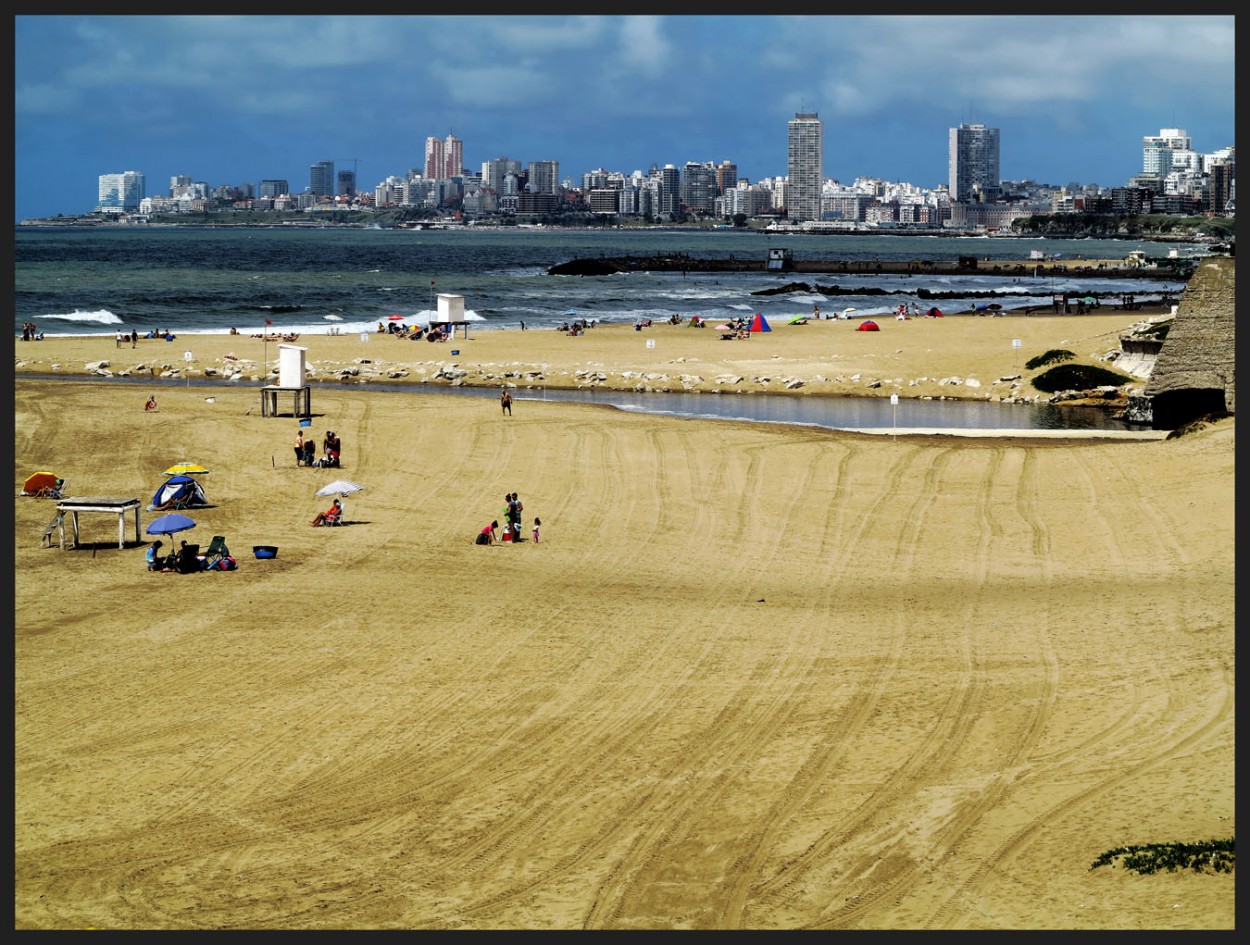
top-left (14, 14), bottom-right (1235, 222)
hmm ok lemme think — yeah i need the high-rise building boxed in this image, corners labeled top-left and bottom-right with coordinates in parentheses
top-left (482, 157), bottom-right (520, 192)
top-left (528, 160), bottom-right (560, 195)
top-left (443, 134), bottom-right (464, 179)
top-left (948, 123), bottom-right (1000, 203)
top-left (425, 137), bottom-right (445, 180)
top-left (259, 179), bottom-right (289, 199)
top-left (787, 113), bottom-right (823, 221)
top-left (1209, 156), bottom-right (1235, 214)
top-left (681, 162), bottom-right (717, 213)
top-left (309, 160), bottom-right (335, 197)
top-left (169, 175), bottom-right (193, 199)
top-left (715, 160), bottom-right (738, 195)
top-left (658, 164), bottom-right (681, 215)
top-left (1142, 127), bottom-right (1192, 180)
top-left (337, 170), bottom-right (356, 198)
top-left (97, 171), bottom-right (145, 214)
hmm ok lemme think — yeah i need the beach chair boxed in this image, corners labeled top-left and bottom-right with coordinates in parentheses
top-left (205, 535), bottom-right (230, 564)
top-left (175, 543), bottom-right (201, 574)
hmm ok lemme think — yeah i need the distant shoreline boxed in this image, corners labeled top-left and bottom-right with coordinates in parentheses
top-left (14, 217), bottom-right (1225, 245)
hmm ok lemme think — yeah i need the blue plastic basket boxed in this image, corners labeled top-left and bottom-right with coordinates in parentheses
top-left (253, 545), bottom-right (278, 559)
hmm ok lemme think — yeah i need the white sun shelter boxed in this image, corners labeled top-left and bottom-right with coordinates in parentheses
top-left (261, 343), bottom-right (311, 418)
top-left (433, 293), bottom-right (470, 339)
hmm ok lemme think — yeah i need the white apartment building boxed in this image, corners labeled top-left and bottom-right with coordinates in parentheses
top-left (97, 171), bottom-right (145, 214)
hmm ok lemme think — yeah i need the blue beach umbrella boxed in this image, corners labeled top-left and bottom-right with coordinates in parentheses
top-left (146, 513), bottom-right (197, 536)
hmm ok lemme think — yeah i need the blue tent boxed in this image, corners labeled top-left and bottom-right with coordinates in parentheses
top-left (749, 312), bottom-right (771, 332)
top-left (148, 474), bottom-right (207, 511)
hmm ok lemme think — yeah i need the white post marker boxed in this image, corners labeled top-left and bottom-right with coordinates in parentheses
top-left (1013, 337), bottom-right (1022, 369)
top-left (360, 332), bottom-right (369, 343)
top-left (646, 338), bottom-right (655, 349)
top-left (184, 350), bottom-right (193, 386)
top-left (890, 392), bottom-right (899, 438)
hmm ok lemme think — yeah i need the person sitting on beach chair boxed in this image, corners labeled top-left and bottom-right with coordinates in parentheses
top-left (174, 541), bottom-right (202, 573)
top-left (310, 498), bottom-right (342, 527)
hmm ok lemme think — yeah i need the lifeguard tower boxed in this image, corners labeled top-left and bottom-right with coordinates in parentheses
top-left (260, 343), bottom-right (312, 418)
top-left (430, 294), bottom-right (470, 339)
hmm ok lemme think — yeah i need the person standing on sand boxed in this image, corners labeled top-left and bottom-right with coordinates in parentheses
top-left (532, 517), bottom-right (541, 544)
top-left (501, 390), bottom-right (512, 416)
top-left (510, 492), bottom-right (524, 542)
top-left (294, 429), bottom-right (305, 466)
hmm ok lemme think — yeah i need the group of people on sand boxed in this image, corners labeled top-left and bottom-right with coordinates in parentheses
top-left (146, 539), bottom-right (222, 573)
top-left (294, 428), bottom-right (341, 468)
top-left (20, 321), bottom-right (44, 341)
top-left (558, 318), bottom-right (596, 335)
top-left (251, 331), bottom-right (300, 342)
top-left (476, 492), bottom-right (539, 545)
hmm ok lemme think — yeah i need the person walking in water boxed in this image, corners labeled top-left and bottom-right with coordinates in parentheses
top-left (501, 390), bottom-right (512, 416)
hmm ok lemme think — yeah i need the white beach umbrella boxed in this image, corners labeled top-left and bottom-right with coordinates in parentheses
top-left (315, 480), bottom-right (364, 498)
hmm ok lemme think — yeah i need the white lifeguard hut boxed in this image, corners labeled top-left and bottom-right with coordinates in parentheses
top-left (261, 343), bottom-right (312, 418)
top-left (430, 293), bottom-right (470, 339)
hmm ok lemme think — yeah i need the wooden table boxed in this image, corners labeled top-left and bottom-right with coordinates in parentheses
top-left (55, 497), bottom-right (142, 550)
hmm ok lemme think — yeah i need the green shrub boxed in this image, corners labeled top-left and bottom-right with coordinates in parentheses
top-left (1025, 349), bottom-right (1075, 371)
top-left (1091, 837), bottom-right (1234, 875)
top-left (1031, 363), bottom-right (1132, 393)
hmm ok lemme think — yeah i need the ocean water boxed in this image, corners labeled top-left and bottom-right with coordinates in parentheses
top-left (15, 226), bottom-right (1197, 339)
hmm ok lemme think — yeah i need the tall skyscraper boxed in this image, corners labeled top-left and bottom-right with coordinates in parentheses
top-left (309, 160), bottom-right (335, 197)
top-left (716, 160), bottom-right (738, 195)
top-left (97, 171), bottom-right (144, 213)
top-left (658, 164), bottom-right (681, 215)
top-left (948, 123), bottom-right (1000, 203)
top-left (425, 137), bottom-right (445, 180)
top-left (787, 113), bottom-right (823, 222)
top-left (443, 134), bottom-right (463, 179)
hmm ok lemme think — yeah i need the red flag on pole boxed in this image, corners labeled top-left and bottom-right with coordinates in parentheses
top-left (264, 316), bottom-right (273, 326)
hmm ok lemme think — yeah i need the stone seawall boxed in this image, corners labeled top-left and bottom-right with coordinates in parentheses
top-left (549, 254), bottom-right (1192, 280)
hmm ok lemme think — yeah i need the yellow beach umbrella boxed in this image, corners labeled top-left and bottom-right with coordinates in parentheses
top-left (163, 462), bottom-right (210, 476)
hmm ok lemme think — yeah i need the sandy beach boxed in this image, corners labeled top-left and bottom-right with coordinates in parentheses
top-left (14, 309), bottom-right (1234, 930)
top-left (14, 306), bottom-right (1175, 406)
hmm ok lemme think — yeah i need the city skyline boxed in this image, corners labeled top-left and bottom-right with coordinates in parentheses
top-left (14, 14), bottom-right (1235, 224)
